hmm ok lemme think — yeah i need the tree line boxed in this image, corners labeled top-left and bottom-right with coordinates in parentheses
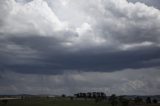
top-left (72, 92), bottom-right (159, 106)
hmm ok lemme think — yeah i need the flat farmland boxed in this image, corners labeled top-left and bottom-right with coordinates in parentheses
top-left (0, 97), bottom-right (160, 106)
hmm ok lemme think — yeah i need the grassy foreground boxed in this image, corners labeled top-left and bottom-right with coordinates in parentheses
top-left (0, 98), bottom-right (108, 106)
top-left (0, 97), bottom-right (160, 106)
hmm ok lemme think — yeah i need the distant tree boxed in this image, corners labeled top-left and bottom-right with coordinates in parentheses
top-left (109, 94), bottom-right (118, 106)
top-left (101, 92), bottom-right (106, 99)
top-left (82, 93), bottom-right (86, 98)
top-left (87, 92), bottom-right (92, 98)
top-left (74, 94), bottom-right (78, 98)
top-left (61, 94), bottom-right (66, 98)
top-left (152, 99), bottom-right (158, 104)
top-left (93, 92), bottom-right (96, 98)
top-left (79, 93), bottom-right (83, 98)
top-left (97, 92), bottom-right (100, 98)
top-left (21, 96), bottom-right (24, 100)
top-left (98, 92), bottom-right (106, 101)
top-left (146, 97), bottom-right (152, 104)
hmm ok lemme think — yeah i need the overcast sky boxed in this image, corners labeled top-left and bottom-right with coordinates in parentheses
top-left (0, 0), bottom-right (160, 95)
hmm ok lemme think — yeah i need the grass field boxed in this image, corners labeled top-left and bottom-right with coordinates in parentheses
top-left (0, 97), bottom-right (160, 106)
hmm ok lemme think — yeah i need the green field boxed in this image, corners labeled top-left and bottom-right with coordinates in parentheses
top-left (0, 98), bottom-right (160, 106)
top-left (0, 98), bottom-right (107, 106)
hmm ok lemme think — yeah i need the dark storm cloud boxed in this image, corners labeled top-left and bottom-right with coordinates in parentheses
top-left (0, 0), bottom-right (160, 95)
top-left (0, 0), bottom-right (160, 75)
top-left (0, 35), bottom-right (160, 74)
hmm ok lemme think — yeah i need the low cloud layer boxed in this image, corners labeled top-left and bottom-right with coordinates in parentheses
top-left (0, 0), bottom-right (160, 95)
top-left (0, 67), bottom-right (160, 95)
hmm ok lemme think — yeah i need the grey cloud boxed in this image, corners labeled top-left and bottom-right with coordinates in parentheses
top-left (0, 0), bottom-right (160, 75)
top-left (0, 1), bottom-right (11, 27)
top-left (0, 68), bottom-right (160, 95)
top-left (94, 1), bottom-right (160, 45)
top-left (0, 34), bottom-right (160, 74)
top-left (0, 0), bottom-right (160, 95)
top-left (129, 0), bottom-right (160, 9)
top-left (15, 0), bottom-right (33, 3)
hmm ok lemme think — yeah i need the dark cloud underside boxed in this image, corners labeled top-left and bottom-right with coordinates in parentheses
top-left (0, 0), bottom-right (160, 95)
